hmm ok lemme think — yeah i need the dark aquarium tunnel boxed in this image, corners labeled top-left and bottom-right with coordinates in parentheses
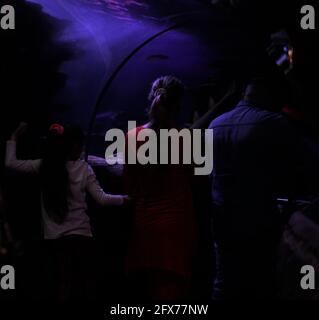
top-left (22, 0), bottom-right (283, 157)
top-left (1, 0), bottom-right (319, 304)
top-left (2, 0), bottom-right (318, 151)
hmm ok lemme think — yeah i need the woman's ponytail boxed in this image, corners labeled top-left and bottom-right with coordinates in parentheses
top-left (149, 88), bottom-right (168, 125)
top-left (148, 76), bottom-right (184, 128)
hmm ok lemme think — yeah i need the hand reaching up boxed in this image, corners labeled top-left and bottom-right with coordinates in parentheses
top-left (10, 122), bottom-right (28, 141)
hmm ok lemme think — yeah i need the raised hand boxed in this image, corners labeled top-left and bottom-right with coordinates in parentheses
top-left (10, 122), bottom-right (28, 141)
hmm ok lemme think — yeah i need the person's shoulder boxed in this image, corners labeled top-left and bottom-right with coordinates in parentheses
top-left (245, 107), bottom-right (297, 136)
top-left (255, 108), bottom-right (286, 122)
top-left (210, 101), bottom-right (287, 129)
top-left (240, 100), bottom-right (285, 123)
top-left (253, 109), bottom-right (294, 132)
top-left (208, 108), bottom-right (239, 129)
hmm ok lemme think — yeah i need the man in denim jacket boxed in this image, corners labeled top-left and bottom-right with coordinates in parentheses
top-left (209, 78), bottom-right (318, 299)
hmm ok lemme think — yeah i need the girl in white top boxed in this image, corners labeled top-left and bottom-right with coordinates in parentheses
top-left (6, 123), bottom-right (129, 300)
top-left (5, 123), bottom-right (128, 240)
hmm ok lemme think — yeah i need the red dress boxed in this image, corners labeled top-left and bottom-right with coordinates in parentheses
top-left (124, 127), bottom-right (197, 278)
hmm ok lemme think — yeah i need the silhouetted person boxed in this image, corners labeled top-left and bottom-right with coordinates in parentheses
top-left (209, 77), bottom-right (318, 299)
top-left (124, 76), bottom-right (197, 301)
top-left (5, 123), bottom-right (128, 300)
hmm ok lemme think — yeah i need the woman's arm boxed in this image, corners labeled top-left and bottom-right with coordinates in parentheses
top-left (5, 123), bottom-right (41, 174)
top-left (5, 140), bottom-right (41, 174)
top-left (86, 165), bottom-right (127, 206)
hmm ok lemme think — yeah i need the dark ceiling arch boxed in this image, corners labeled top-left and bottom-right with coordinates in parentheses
top-left (86, 23), bottom-right (183, 156)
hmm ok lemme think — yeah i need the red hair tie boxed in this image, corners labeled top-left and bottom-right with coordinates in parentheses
top-left (49, 123), bottom-right (64, 136)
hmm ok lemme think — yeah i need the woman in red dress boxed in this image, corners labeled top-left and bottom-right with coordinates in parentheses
top-left (124, 76), bottom-right (197, 301)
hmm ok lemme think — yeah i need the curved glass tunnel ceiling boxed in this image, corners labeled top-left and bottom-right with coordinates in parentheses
top-left (27, 0), bottom-right (222, 156)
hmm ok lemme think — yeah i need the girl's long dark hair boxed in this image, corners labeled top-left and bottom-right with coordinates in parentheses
top-left (40, 126), bottom-right (84, 224)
